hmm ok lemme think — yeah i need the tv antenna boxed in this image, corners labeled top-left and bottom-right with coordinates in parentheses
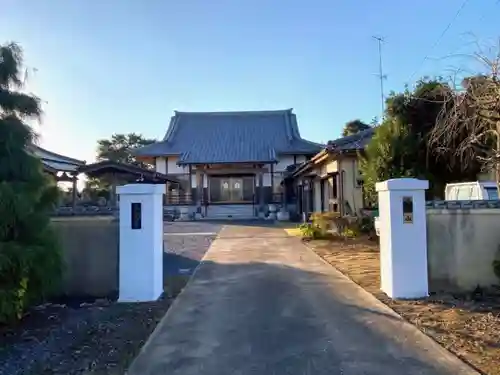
top-left (372, 36), bottom-right (387, 120)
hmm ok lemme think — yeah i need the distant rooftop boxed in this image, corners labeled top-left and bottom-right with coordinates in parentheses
top-left (326, 128), bottom-right (375, 152)
top-left (30, 145), bottom-right (86, 173)
top-left (135, 109), bottom-right (323, 164)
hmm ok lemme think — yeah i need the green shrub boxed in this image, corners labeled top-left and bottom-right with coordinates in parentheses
top-left (359, 215), bottom-right (375, 234)
top-left (0, 43), bottom-right (62, 323)
top-left (299, 223), bottom-right (321, 239)
top-left (493, 260), bottom-right (500, 280)
top-left (310, 211), bottom-right (349, 236)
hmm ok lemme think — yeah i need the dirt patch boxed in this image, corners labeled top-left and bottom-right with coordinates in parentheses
top-left (0, 275), bottom-right (189, 375)
top-left (306, 238), bottom-right (500, 375)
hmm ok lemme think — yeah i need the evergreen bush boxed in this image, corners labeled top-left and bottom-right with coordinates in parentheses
top-left (0, 42), bottom-right (62, 323)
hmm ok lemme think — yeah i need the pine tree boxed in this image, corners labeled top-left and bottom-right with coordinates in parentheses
top-left (0, 42), bottom-right (62, 322)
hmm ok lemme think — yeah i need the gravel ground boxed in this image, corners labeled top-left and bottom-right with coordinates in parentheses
top-left (163, 222), bottom-right (222, 276)
top-left (306, 238), bottom-right (500, 375)
top-left (0, 221), bottom-right (221, 375)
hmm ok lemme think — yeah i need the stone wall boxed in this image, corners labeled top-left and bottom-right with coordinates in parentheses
top-left (427, 207), bottom-right (500, 291)
top-left (51, 216), bottom-right (119, 299)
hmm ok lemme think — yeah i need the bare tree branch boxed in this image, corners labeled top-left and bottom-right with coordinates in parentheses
top-left (429, 40), bottom-right (500, 186)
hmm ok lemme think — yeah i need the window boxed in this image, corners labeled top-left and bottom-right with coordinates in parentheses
top-left (210, 176), bottom-right (254, 202)
top-left (271, 173), bottom-right (284, 203)
top-left (331, 176), bottom-right (338, 199)
top-left (165, 174), bottom-right (191, 204)
top-left (485, 187), bottom-right (498, 200)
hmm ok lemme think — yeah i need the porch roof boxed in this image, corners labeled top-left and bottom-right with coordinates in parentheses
top-left (134, 109), bottom-right (323, 164)
top-left (78, 160), bottom-right (180, 184)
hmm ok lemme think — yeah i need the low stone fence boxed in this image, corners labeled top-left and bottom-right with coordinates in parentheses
top-left (51, 216), bottom-right (119, 299)
top-left (427, 206), bottom-right (500, 291)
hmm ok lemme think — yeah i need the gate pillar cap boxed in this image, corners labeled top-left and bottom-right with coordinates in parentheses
top-left (376, 178), bottom-right (428, 192)
top-left (116, 183), bottom-right (165, 195)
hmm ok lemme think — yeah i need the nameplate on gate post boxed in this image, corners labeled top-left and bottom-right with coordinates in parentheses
top-left (402, 196), bottom-right (413, 224)
top-left (131, 202), bottom-right (142, 229)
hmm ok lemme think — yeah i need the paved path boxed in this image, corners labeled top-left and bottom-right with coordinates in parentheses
top-left (130, 225), bottom-right (477, 375)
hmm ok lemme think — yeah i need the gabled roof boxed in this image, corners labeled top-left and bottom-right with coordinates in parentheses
top-left (291, 128), bottom-right (375, 178)
top-left (134, 109), bottom-right (323, 164)
top-left (30, 145), bottom-right (86, 173)
top-left (326, 128), bottom-right (375, 152)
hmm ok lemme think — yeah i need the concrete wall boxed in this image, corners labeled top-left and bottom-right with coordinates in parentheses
top-left (427, 208), bottom-right (500, 291)
top-left (52, 216), bottom-right (119, 299)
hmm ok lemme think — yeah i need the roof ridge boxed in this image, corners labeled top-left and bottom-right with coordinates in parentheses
top-left (327, 128), bottom-right (375, 147)
top-left (284, 112), bottom-right (293, 141)
top-left (163, 115), bottom-right (180, 142)
top-left (30, 145), bottom-right (86, 165)
top-left (173, 109), bottom-right (293, 116)
top-left (289, 113), bottom-right (301, 139)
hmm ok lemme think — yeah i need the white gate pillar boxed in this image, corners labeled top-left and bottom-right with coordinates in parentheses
top-left (376, 178), bottom-right (429, 299)
top-left (116, 183), bottom-right (165, 302)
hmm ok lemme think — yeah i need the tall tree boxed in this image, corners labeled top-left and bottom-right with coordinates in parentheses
top-left (0, 42), bottom-right (61, 322)
top-left (89, 133), bottom-right (156, 193)
top-left (96, 133), bottom-right (156, 168)
top-left (360, 118), bottom-right (414, 205)
top-left (342, 119), bottom-right (371, 136)
top-left (430, 49), bottom-right (500, 189)
top-left (360, 78), bottom-right (480, 203)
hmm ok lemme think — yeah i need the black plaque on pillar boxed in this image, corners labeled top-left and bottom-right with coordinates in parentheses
top-left (131, 202), bottom-right (142, 229)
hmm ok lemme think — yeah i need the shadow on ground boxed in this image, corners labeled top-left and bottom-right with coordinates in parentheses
top-left (131, 254), bottom-right (474, 375)
top-left (195, 219), bottom-right (298, 228)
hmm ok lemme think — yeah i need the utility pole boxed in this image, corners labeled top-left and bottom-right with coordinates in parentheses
top-left (372, 36), bottom-right (386, 120)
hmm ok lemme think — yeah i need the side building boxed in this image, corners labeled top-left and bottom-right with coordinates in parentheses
top-left (288, 128), bottom-right (374, 219)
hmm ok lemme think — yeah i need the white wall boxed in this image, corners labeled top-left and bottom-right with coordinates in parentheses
top-left (314, 179), bottom-right (322, 212)
top-left (155, 158), bottom-right (166, 174)
top-left (275, 155), bottom-right (308, 172)
top-left (167, 157), bottom-right (188, 174)
top-left (295, 155), bottom-right (307, 164)
top-left (275, 155), bottom-right (294, 172)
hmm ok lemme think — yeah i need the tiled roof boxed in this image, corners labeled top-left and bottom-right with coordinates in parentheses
top-left (290, 128), bottom-right (375, 178)
top-left (134, 109), bottom-right (323, 164)
top-left (30, 145), bottom-right (86, 173)
top-left (326, 128), bottom-right (375, 152)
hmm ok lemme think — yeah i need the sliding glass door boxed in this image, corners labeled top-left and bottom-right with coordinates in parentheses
top-left (209, 176), bottom-right (254, 203)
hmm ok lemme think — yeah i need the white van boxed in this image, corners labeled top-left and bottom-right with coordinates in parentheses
top-left (444, 181), bottom-right (499, 201)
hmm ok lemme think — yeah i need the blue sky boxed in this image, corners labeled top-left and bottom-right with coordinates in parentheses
top-left (1, 0), bottom-right (499, 163)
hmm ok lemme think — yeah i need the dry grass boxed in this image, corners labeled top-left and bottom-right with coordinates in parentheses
top-left (306, 238), bottom-right (500, 375)
top-left (0, 275), bottom-right (190, 375)
top-left (283, 227), bottom-right (302, 237)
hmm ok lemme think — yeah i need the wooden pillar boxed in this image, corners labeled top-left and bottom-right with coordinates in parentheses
top-left (259, 168), bottom-right (265, 211)
top-left (72, 175), bottom-right (77, 212)
top-left (196, 169), bottom-right (203, 212)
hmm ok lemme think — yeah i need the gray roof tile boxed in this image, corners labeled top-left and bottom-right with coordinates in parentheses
top-left (135, 109), bottom-right (323, 164)
top-left (326, 128), bottom-right (375, 152)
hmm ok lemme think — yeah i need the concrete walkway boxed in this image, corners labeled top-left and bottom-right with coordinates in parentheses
top-left (128, 225), bottom-right (477, 375)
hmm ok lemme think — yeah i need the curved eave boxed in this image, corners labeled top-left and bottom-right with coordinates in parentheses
top-left (31, 145), bottom-right (86, 166)
top-left (177, 159), bottom-right (278, 166)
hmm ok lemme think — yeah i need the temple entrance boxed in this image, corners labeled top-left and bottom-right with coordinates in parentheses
top-left (220, 177), bottom-right (244, 201)
top-left (209, 175), bottom-right (255, 203)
